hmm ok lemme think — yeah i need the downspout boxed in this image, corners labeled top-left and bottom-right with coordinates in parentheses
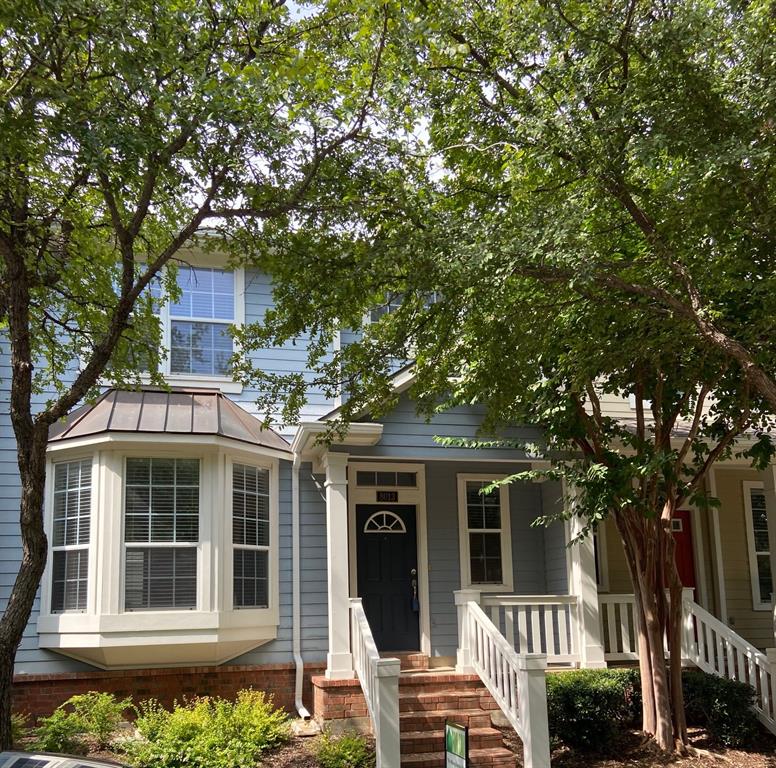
top-left (292, 454), bottom-right (311, 719)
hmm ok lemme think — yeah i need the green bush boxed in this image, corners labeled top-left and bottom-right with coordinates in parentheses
top-left (69, 691), bottom-right (132, 749)
top-left (32, 691), bottom-right (131, 752)
top-left (128, 689), bottom-right (290, 768)
top-left (315, 731), bottom-right (374, 768)
top-left (33, 708), bottom-right (86, 753)
top-left (11, 713), bottom-right (29, 745)
top-left (546, 668), bottom-right (640, 752)
top-left (682, 670), bottom-right (758, 747)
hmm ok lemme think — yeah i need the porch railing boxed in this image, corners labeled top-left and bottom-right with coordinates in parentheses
top-left (349, 599), bottom-right (400, 768)
top-left (598, 593), bottom-right (639, 662)
top-left (455, 590), bottom-right (550, 768)
top-left (480, 593), bottom-right (581, 664)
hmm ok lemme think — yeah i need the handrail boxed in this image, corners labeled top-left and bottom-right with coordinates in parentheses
top-left (456, 592), bottom-right (550, 768)
top-left (349, 599), bottom-right (400, 768)
top-left (683, 596), bottom-right (776, 734)
top-left (481, 594), bottom-right (578, 605)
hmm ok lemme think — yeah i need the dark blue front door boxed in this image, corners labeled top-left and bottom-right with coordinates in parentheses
top-left (356, 504), bottom-right (420, 651)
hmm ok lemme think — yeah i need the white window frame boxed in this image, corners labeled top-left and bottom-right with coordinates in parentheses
top-left (49, 457), bottom-right (94, 614)
top-left (121, 456), bottom-right (202, 613)
top-left (457, 473), bottom-right (514, 592)
top-left (743, 480), bottom-right (773, 611)
top-left (231, 462), bottom-right (272, 610)
top-left (151, 256), bottom-right (245, 393)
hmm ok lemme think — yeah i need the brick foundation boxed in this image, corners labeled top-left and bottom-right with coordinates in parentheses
top-left (12, 662), bottom-right (325, 722)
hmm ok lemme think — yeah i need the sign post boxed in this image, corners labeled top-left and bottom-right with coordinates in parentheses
top-left (444, 722), bottom-right (468, 768)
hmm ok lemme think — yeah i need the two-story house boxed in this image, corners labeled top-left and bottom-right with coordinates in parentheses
top-left (5, 253), bottom-right (776, 764)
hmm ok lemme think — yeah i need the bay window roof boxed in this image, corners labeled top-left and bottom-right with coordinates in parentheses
top-left (49, 387), bottom-right (290, 453)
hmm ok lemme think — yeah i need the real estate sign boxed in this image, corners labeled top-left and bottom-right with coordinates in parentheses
top-left (445, 722), bottom-right (468, 768)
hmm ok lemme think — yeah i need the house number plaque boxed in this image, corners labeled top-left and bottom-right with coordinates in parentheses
top-left (376, 490), bottom-right (398, 503)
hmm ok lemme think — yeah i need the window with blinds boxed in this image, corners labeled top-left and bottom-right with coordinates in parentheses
top-left (169, 267), bottom-right (234, 376)
top-left (748, 487), bottom-right (772, 608)
top-left (465, 480), bottom-right (505, 584)
top-left (51, 459), bottom-right (92, 612)
top-left (232, 464), bottom-right (270, 608)
top-left (124, 458), bottom-right (199, 610)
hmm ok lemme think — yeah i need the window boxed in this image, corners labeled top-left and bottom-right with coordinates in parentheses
top-left (124, 458), bottom-right (199, 610)
top-left (368, 292), bottom-right (441, 323)
top-left (232, 464), bottom-right (270, 608)
top-left (744, 483), bottom-right (772, 610)
top-left (457, 476), bottom-right (513, 590)
top-left (51, 459), bottom-right (92, 612)
top-left (356, 470), bottom-right (417, 487)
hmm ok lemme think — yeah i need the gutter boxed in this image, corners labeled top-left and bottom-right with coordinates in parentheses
top-left (292, 454), bottom-right (311, 720)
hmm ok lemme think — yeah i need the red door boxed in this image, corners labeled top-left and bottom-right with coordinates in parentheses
top-left (672, 509), bottom-right (696, 590)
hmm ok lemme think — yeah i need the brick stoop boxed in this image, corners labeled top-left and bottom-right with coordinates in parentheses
top-left (311, 670), bottom-right (516, 767)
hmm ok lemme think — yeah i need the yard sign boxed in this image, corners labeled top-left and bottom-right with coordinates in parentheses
top-left (445, 721), bottom-right (468, 768)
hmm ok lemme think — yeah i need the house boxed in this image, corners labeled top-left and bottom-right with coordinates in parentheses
top-left (3, 254), bottom-right (776, 765)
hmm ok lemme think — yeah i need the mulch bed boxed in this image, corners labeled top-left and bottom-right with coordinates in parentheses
top-left (499, 726), bottom-right (776, 767)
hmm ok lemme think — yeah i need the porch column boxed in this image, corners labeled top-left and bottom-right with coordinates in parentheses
top-left (324, 451), bottom-right (353, 679)
top-left (759, 464), bottom-right (776, 646)
top-left (567, 512), bottom-right (607, 668)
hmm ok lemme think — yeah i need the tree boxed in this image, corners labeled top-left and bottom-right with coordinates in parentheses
top-left (0, 0), bottom-right (396, 747)
top-left (236, 1), bottom-right (776, 752)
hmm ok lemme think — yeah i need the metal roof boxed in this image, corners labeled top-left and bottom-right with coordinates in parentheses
top-left (48, 388), bottom-right (291, 453)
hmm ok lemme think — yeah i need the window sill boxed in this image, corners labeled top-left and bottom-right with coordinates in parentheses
top-left (464, 582), bottom-right (515, 593)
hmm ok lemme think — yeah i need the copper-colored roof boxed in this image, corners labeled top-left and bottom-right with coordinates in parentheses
top-left (49, 388), bottom-right (291, 453)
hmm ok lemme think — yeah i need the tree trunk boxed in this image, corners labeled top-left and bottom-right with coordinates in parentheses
top-left (0, 425), bottom-right (50, 749)
top-left (615, 508), bottom-right (688, 752)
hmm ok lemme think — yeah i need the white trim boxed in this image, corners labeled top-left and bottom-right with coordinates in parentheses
top-left (457, 473), bottom-right (514, 592)
top-left (291, 422), bottom-right (383, 459)
top-left (708, 468), bottom-right (728, 622)
top-left (743, 480), bottom-right (772, 611)
top-left (347, 461), bottom-right (431, 656)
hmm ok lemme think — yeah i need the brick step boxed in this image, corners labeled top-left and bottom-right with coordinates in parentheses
top-left (400, 690), bottom-right (497, 713)
top-left (401, 727), bottom-right (504, 754)
top-left (398, 674), bottom-right (485, 694)
top-left (400, 708), bottom-right (492, 730)
top-left (401, 747), bottom-right (515, 768)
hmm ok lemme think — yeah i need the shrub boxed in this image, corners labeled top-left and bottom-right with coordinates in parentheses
top-left (11, 713), bottom-right (29, 745)
top-left (546, 668), bottom-right (640, 752)
top-left (129, 689), bottom-right (290, 768)
top-left (315, 731), bottom-right (374, 768)
top-left (682, 670), bottom-right (758, 747)
top-left (33, 708), bottom-right (86, 753)
top-left (69, 691), bottom-right (132, 749)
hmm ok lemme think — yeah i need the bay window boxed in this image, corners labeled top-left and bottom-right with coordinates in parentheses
top-left (232, 463), bottom-right (270, 609)
top-left (124, 458), bottom-right (199, 611)
top-left (51, 459), bottom-right (92, 612)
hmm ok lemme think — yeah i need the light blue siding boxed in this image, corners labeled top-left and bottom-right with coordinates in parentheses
top-left (423, 461), bottom-right (569, 658)
top-left (542, 481), bottom-right (569, 594)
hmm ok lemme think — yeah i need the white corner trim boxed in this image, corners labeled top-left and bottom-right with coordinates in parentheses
top-left (456, 473), bottom-right (514, 592)
top-left (688, 504), bottom-right (709, 609)
top-left (743, 480), bottom-right (772, 611)
top-left (708, 468), bottom-right (728, 621)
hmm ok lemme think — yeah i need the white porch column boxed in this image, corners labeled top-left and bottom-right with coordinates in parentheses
top-left (759, 464), bottom-right (776, 646)
top-left (324, 451), bottom-right (353, 679)
top-left (567, 512), bottom-right (607, 668)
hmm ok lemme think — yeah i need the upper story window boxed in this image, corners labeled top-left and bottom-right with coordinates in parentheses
top-left (148, 264), bottom-right (244, 384)
top-left (744, 483), bottom-right (772, 610)
top-left (368, 292), bottom-right (441, 324)
top-left (457, 475), bottom-right (513, 591)
top-left (124, 458), bottom-right (199, 611)
top-left (51, 459), bottom-right (92, 612)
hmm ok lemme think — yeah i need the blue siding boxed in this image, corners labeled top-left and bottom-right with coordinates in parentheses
top-left (542, 481), bottom-right (569, 594)
top-left (424, 461), bottom-right (568, 658)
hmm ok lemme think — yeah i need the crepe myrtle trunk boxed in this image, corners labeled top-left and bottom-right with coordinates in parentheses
top-left (0, 423), bottom-right (50, 749)
top-left (615, 508), bottom-right (688, 752)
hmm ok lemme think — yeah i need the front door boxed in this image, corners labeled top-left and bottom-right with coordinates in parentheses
top-left (356, 504), bottom-right (420, 651)
top-left (672, 509), bottom-right (697, 590)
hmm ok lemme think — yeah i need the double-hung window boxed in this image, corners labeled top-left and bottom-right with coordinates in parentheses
top-left (458, 476), bottom-right (513, 590)
top-left (232, 464), bottom-right (270, 609)
top-left (51, 459), bottom-right (92, 612)
top-left (168, 267), bottom-right (235, 376)
top-left (744, 483), bottom-right (773, 610)
top-left (124, 458), bottom-right (199, 611)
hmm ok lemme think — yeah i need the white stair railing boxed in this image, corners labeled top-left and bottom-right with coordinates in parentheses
top-left (349, 599), bottom-right (400, 768)
top-left (683, 595), bottom-right (776, 734)
top-left (455, 590), bottom-right (550, 768)
top-left (481, 594), bottom-right (580, 664)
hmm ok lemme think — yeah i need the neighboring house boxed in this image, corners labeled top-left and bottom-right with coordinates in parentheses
top-left (3, 253), bottom-right (776, 761)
